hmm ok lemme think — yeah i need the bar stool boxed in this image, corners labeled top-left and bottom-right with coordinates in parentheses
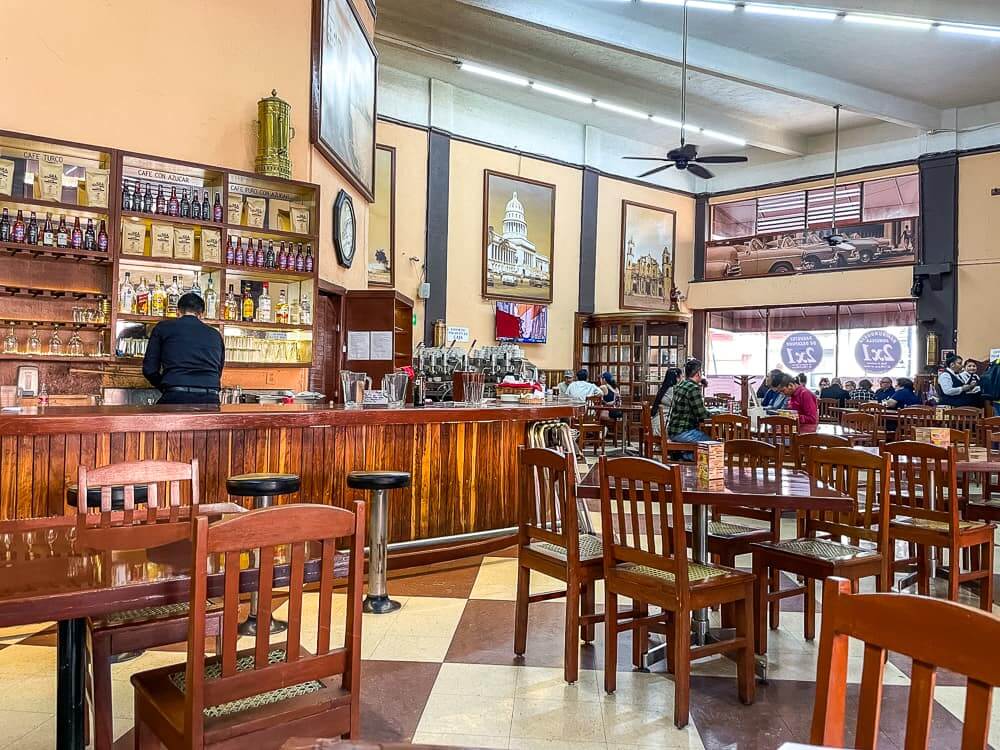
top-left (66, 483), bottom-right (149, 511)
top-left (347, 470), bottom-right (411, 613)
top-left (226, 472), bottom-right (301, 634)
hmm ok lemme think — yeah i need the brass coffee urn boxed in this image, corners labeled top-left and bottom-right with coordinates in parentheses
top-left (255, 89), bottom-right (294, 179)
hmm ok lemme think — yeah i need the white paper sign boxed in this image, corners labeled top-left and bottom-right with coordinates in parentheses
top-left (990, 348), bottom-right (1000, 362)
top-left (362, 389), bottom-right (389, 405)
top-left (347, 331), bottom-right (370, 360)
top-left (446, 326), bottom-right (470, 343)
top-left (370, 331), bottom-right (394, 361)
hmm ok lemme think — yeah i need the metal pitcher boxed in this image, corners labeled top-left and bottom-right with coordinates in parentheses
top-left (341, 371), bottom-right (371, 409)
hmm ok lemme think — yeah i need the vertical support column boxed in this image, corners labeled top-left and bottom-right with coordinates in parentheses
top-left (424, 129), bottom-right (451, 344)
top-left (693, 192), bottom-right (709, 283)
top-left (916, 152), bottom-right (959, 366)
top-left (578, 167), bottom-right (599, 315)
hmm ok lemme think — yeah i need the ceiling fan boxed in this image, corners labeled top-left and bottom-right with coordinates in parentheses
top-left (825, 104), bottom-right (854, 251)
top-left (623, 2), bottom-right (747, 180)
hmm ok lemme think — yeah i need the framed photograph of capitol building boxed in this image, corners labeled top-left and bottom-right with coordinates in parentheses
top-left (482, 171), bottom-right (555, 303)
top-left (619, 200), bottom-right (676, 311)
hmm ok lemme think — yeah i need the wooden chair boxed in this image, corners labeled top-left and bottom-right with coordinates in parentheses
top-left (132, 502), bottom-right (366, 749)
top-left (844, 398), bottom-right (863, 412)
top-left (944, 406), bottom-right (981, 443)
top-left (657, 416), bottom-right (697, 465)
top-left (77, 459), bottom-right (223, 750)
top-left (948, 428), bottom-right (971, 461)
top-left (599, 456), bottom-right (755, 729)
top-left (978, 415), bottom-right (1000, 451)
top-left (750, 447), bottom-right (890, 654)
top-left (841, 411), bottom-right (879, 446)
top-left (755, 415), bottom-right (797, 448)
top-left (858, 401), bottom-right (885, 414)
top-left (709, 413), bottom-right (751, 442)
top-left (575, 395), bottom-right (606, 456)
top-left (894, 405), bottom-right (935, 441)
top-left (884, 441), bottom-right (994, 609)
top-left (514, 447), bottom-right (604, 684)
top-left (792, 432), bottom-right (850, 471)
top-left (818, 398), bottom-right (839, 424)
top-left (811, 576), bottom-right (1000, 750)
top-left (640, 404), bottom-right (663, 460)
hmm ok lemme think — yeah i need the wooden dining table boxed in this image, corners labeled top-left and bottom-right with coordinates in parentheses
top-left (0, 505), bottom-right (348, 750)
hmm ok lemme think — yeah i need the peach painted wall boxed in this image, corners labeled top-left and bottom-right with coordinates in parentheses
top-left (957, 151), bottom-right (1000, 359)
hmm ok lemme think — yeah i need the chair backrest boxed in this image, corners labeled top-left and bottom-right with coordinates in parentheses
top-left (723, 438), bottom-right (782, 474)
top-left (583, 394), bottom-right (603, 420)
top-left (640, 405), bottom-right (661, 458)
top-left (811, 577), bottom-right (1000, 750)
top-left (987, 430), bottom-right (1000, 462)
top-left (858, 401), bottom-right (886, 415)
top-left (709, 413), bottom-right (751, 442)
top-left (844, 398), bottom-right (862, 411)
top-left (818, 398), bottom-right (839, 423)
top-left (883, 441), bottom-right (959, 532)
top-left (895, 406), bottom-right (935, 440)
top-left (792, 433), bottom-right (850, 470)
top-left (979, 415), bottom-right (1000, 450)
top-left (183, 503), bottom-right (365, 746)
top-left (756, 415), bottom-right (797, 447)
top-left (518, 447), bottom-right (579, 558)
top-left (948, 428), bottom-right (971, 461)
top-left (944, 406), bottom-right (980, 434)
top-left (841, 411), bottom-right (877, 440)
top-left (598, 456), bottom-right (688, 604)
top-left (804, 447), bottom-right (890, 555)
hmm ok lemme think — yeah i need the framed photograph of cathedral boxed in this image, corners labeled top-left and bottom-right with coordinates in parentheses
top-left (619, 200), bottom-right (675, 311)
top-left (482, 170), bottom-right (556, 303)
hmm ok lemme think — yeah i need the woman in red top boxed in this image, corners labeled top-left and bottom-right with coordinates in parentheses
top-left (780, 374), bottom-right (819, 432)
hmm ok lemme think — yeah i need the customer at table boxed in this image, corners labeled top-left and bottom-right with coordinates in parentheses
top-left (756, 371), bottom-right (778, 401)
top-left (778, 372), bottom-right (819, 432)
top-left (884, 377), bottom-right (921, 408)
top-left (818, 377), bottom-right (830, 392)
top-left (667, 359), bottom-right (712, 444)
top-left (843, 380), bottom-right (858, 393)
top-left (565, 369), bottom-right (602, 400)
top-left (143, 292), bottom-right (224, 405)
top-left (762, 371), bottom-right (789, 409)
top-left (873, 377), bottom-right (895, 402)
top-left (650, 367), bottom-right (681, 437)
top-left (599, 372), bottom-right (623, 426)
top-left (937, 354), bottom-right (980, 407)
top-left (820, 378), bottom-right (849, 406)
top-left (556, 370), bottom-right (575, 396)
top-left (850, 379), bottom-right (876, 402)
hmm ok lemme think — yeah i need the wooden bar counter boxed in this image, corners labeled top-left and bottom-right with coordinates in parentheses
top-left (0, 402), bottom-right (576, 543)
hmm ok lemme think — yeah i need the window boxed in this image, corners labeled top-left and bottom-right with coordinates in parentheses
top-left (862, 174), bottom-right (919, 222)
top-left (756, 191), bottom-right (805, 234)
top-left (711, 198), bottom-right (756, 240)
top-left (806, 183), bottom-right (861, 228)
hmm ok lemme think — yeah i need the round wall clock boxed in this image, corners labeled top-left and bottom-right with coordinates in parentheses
top-left (333, 189), bottom-right (357, 268)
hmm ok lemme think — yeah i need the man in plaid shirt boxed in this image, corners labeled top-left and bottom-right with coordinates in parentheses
top-left (667, 359), bottom-right (712, 443)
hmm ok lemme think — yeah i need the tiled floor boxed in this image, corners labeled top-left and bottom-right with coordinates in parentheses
top-left (0, 519), bottom-right (997, 748)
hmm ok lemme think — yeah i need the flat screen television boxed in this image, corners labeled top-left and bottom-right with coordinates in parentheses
top-left (495, 302), bottom-right (548, 344)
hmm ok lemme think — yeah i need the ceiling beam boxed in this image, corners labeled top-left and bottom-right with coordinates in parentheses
top-left (453, 0), bottom-right (943, 132)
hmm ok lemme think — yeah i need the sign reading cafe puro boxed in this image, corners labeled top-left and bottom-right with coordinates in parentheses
top-left (781, 332), bottom-right (824, 372)
top-left (855, 329), bottom-right (902, 374)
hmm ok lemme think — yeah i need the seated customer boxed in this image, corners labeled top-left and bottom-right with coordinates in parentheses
top-left (885, 377), bottom-right (920, 408)
top-left (820, 378), bottom-right (849, 406)
top-left (762, 371), bottom-right (789, 410)
top-left (850, 379), bottom-right (876, 402)
top-left (565, 369), bottom-right (602, 400)
top-left (873, 377), bottom-right (895, 402)
top-left (599, 372), bottom-right (623, 423)
top-left (667, 359), bottom-right (711, 444)
top-left (778, 372), bottom-right (819, 433)
top-left (650, 368), bottom-right (681, 437)
top-left (556, 370), bottom-right (574, 396)
top-left (843, 380), bottom-right (858, 393)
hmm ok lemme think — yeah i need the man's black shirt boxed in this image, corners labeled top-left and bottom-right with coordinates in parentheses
top-left (142, 315), bottom-right (224, 391)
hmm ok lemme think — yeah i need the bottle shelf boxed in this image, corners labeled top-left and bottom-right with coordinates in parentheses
top-left (0, 240), bottom-right (110, 264)
top-left (0, 286), bottom-right (106, 302)
top-left (118, 254), bottom-right (225, 272)
top-left (223, 266), bottom-right (314, 282)
top-left (220, 320), bottom-right (313, 332)
top-left (225, 224), bottom-right (314, 242)
top-left (223, 361), bottom-right (311, 369)
top-left (0, 353), bottom-right (112, 363)
top-left (120, 212), bottom-right (223, 230)
top-left (0, 194), bottom-right (111, 217)
top-left (1, 318), bottom-right (109, 330)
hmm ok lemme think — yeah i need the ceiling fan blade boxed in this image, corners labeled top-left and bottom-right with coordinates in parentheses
top-left (638, 164), bottom-right (674, 179)
top-left (622, 156), bottom-right (672, 162)
top-left (687, 163), bottom-right (714, 179)
top-left (681, 143), bottom-right (699, 158)
top-left (695, 155), bottom-right (748, 164)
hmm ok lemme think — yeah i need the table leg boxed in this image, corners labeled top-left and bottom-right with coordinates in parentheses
top-left (56, 618), bottom-right (86, 750)
top-left (690, 503), bottom-right (709, 644)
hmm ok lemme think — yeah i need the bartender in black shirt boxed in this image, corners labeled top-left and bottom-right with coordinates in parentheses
top-left (142, 292), bottom-right (225, 405)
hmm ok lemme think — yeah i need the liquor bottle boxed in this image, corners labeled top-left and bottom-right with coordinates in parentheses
top-left (224, 284), bottom-right (238, 321)
top-left (212, 192), bottom-right (223, 222)
top-left (244, 238), bottom-right (256, 267)
top-left (241, 283), bottom-right (254, 322)
top-left (97, 220), bottom-right (109, 252)
top-left (179, 189), bottom-right (191, 218)
top-left (190, 271), bottom-right (203, 298)
top-left (143, 183), bottom-right (155, 213)
top-left (26, 212), bottom-right (39, 245)
top-left (225, 236), bottom-right (236, 265)
top-left (255, 239), bottom-right (265, 268)
top-left (234, 237), bottom-right (244, 266)
top-left (83, 219), bottom-right (96, 250)
top-left (300, 293), bottom-right (312, 325)
top-left (135, 277), bottom-right (150, 315)
top-left (122, 180), bottom-right (133, 212)
top-left (151, 276), bottom-right (167, 317)
top-left (12, 210), bottom-right (25, 243)
top-left (119, 272), bottom-right (136, 314)
top-left (304, 244), bottom-right (314, 272)
top-left (70, 217), bottom-right (83, 249)
top-left (56, 216), bottom-right (69, 248)
top-left (294, 243), bottom-right (305, 272)
top-left (257, 282), bottom-right (271, 323)
top-left (167, 187), bottom-right (180, 217)
top-left (190, 190), bottom-right (201, 220)
top-left (277, 241), bottom-right (287, 270)
top-left (202, 191), bottom-right (212, 221)
top-left (155, 185), bottom-right (167, 215)
top-left (166, 275), bottom-right (181, 316)
top-left (265, 240), bottom-right (276, 269)
top-left (42, 214), bottom-right (55, 246)
top-left (0, 208), bottom-right (10, 241)
top-left (288, 295), bottom-right (301, 326)
top-left (204, 276), bottom-right (218, 319)
top-left (276, 290), bottom-right (288, 324)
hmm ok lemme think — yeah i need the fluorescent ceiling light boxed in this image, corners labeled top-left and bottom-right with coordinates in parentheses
top-left (743, 3), bottom-right (837, 20)
top-left (530, 81), bottom-right (593, 104)
top-left (844, 13), bottom-right (932, 30)
top-left (594, 100), bottom-right (649, 119)
top-left (650, 115), bottom-right (683, 129)
top-left (644, 0), bottom-right (735, 9)
top-left (458, 61), bottom-right (529, 86)
top-left (939, 23), bottom-right (1000, 39)
top-left (700, 128), bottom-right (747, 146)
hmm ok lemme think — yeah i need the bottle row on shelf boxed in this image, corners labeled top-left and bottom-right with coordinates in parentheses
top-left (122, 180), bottom-right (223, 223)
top-left (0, 208), bottom-right (109, 252)
top-left (226, 236), bottom-right (314, 273)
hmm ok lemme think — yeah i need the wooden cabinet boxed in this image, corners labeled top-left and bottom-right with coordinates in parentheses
top-left (344, 289), bottom-right (414, 385)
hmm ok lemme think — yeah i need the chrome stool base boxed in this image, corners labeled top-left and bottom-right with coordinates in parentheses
top-left (363, 595), bottom-right (402, 615)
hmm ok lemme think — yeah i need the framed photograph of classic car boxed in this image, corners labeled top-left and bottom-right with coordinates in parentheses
top-left (619, 200), bottom-right (676, 311)
top-left (482, 171), bottom-right (556, 303)
top-left (310, 0), bottom-right (377, 201)
top-left (367, 145), bottom-right (395, 287)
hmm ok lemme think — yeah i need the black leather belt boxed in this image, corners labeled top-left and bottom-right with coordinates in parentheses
top-left (164, 386), bottom-right (220, 394)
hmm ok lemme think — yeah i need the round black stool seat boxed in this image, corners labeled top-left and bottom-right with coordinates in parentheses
top-left (66, 484), bottom-right (149, 510)
top-left (226, 473), bottom-right (301, 496)
top-left (346, 471), bottom-right (411, 491)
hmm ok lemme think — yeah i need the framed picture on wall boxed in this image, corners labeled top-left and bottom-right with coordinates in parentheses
top-left (310, 0), bottom-right (377, 202)
top-left (367, 145), bottom-right (395, 286)
top-left (482, 170), bottom-right (556, 303)
top-left (619, 200), bottom-right (676, 311)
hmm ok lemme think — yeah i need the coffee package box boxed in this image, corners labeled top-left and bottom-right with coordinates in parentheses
top-left (81, 168), bottom-right (110, 208)
top-left (914, 427), bottom-right (950, 447)
top-left (173, 227), bottom-right (195, 260)
top-left (289, 204), bottom-right (311, 234)
top-left (151, 223), bottom-right (174, 257)
top-left (122, 223), bottom-right (146, 255)
top-left (201, 228), bottom-right (222, 263)
top-left (0, 159), bottom-right (15, 196)
top-left (243, 196), bottom-right (266, 228)
top-left (34, 158), bottom-right (63, 201)
top-left (227, 194), bottom-right (243, 225)
top-left (697, 441), bottom-right (725, 483)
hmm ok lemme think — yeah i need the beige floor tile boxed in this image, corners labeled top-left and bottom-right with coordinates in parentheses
top-left (602, 670), bottom-right (676, 708)
top-left (433, 663), bottom-right (520, 698)
top-left (508, 739), bottom-right (609, 750)
top-left (601, 703), bottom-right (704, 748)
top-left (367, 633), bottom-right (455, 662)
top-left (412, 731), bottom-right (509, 748)
top-left (0, 644), bottom-right (56, 675)
top-left (935, 685), bottom-right (1000, 748)
top-left (0, 674), bottom-right (55, 712)
top-left (113, 713), bottom-right (134, 742)
top-left (470, 557), bottom-right (563, 601)
top-left (0, 710), bottom-right (51, 750)
top-left (509, 698), bottom-right (606, 742)
top-left (0, 623), bottom-right (51, 645)
top-left (514, 666), bottom-right (603, 703)
top-left (110, 650), bottom-right (185, 682)
top-left (416, 692), bottom-right (515, 737)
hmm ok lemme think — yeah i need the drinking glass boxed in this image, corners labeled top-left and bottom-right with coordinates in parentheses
top-left (462, 371), bottom-right (486, 406)
top-left (27, 325), bottom-right (41, 354)
top-left (3, 323), bottom-right (17, 354)
top-left (68, 330), bottom-right (83, 356)
top-left (341, 371), bottom-right (371, 409)
top-left (48, 326), bottom-right (62, 355)
top-left (382, 372), bottom-right (409, 408)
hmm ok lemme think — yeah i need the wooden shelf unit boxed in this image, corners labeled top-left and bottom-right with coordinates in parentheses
top-left (344, 289), bottom-right (414, 385)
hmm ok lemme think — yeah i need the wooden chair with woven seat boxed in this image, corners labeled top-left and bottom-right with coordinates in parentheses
top-left (944, 406), bottom-right (981, 442)
top-left (599, 456), bottom-right (755, 729)
top-left (893, 405), bottom-right (935, 441)
top-left (818, 398), bottom-right (839, 424)
top-left (132, 502), bottom-right (366, 749)
top-left (841, 411), bottom-right (879, 446)
top-left (750, 447), bottom-right (891, 654)
top-left (810, 576), bottom-right (1000, 750)
top-left (884, 441), bottom-right (995, 609)
top-left (979, 415), bottom-right (1000, 452)
top-left (575, 395), bottom-right (606, 456)
top-left (640, 404), bottom-right (662, 460)
top-left (656, 414), bottom-right (698, 465)
top-left (76, 459), bottom-right (223, 750)
top-left (709, 413), bottom-right (751, 442)
top-left (514, 447), bottom-right (605, 684)
top-left (792, 432), bottom-right (850, 470)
